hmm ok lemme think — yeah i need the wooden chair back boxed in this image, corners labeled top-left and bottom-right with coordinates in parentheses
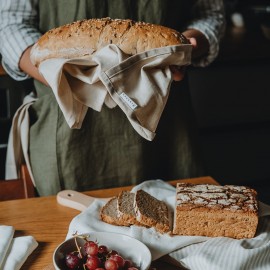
top-left (0, 164), bottom-right (36, 201)
top-left (0, 65), bottom-right (35, 201)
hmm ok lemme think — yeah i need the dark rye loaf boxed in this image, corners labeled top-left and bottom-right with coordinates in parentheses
top-left (134, 189), bottom-right (170, 234)
top-left (117, 190), bottom-right (141, 226)
top-left (100, 189), bottom-right (170, 234)
top-left (100, 197), bottom-right (130, 226)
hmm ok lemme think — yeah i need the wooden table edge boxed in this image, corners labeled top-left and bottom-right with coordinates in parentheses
top-left (1, 176), bottom-right (219, 270)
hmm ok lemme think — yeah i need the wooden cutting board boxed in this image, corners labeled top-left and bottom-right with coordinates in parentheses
top-left (56, 176), bottom-right (218, 211)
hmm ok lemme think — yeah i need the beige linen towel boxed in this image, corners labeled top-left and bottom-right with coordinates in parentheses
top-left (39, 44), bottom-right (192, 141)
top-left (5, 92), bottom-right (37, 184)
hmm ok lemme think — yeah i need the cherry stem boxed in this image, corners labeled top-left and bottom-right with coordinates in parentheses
top-left (74, 237), bottom-right (83, 259)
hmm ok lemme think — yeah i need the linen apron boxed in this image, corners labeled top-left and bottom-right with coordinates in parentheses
top-left (29, 0), bottom-right (204, 196)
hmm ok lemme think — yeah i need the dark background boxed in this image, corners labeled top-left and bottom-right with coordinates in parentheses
top-left (189, 0), bottom-right (270, 203)
top-left (1, 0), bottom-right (270, 203)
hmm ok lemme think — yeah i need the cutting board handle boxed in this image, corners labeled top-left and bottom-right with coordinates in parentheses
top-left (57, 190), bottom-right (109, 211)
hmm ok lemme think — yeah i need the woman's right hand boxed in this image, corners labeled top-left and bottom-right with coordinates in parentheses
top-left (19, 45), bottom-right (48, 86)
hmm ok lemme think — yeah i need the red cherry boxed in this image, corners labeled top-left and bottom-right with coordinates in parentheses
top-left (110, 254), bottom-right (125, 268)
top-left (124, 259), bottom-right (133, 268)
top-left (108, 250), bottom-right (118, 258)
top-left (84, 241), bottom-right (99, 256)
top-left (65, 252), bottom-right (81, 269)
top-left (104, 258), bottom-right (119, 270)
top-left (85, 255), bottom-right (101, 270)
top-left (98, 245), bottom-right (109, 255)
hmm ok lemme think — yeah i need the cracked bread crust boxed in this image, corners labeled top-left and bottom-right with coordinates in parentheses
top-left (30, 17), bottom-right (190, 66)
top-left (173, 183), bottom-right (259, 239)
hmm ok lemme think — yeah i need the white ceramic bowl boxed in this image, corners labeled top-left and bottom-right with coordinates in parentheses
top-left (53, 231), bottom-right (152, 270)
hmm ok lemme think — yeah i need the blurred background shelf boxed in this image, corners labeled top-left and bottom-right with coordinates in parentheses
top-left (188, 0), bottom-right (270, 204)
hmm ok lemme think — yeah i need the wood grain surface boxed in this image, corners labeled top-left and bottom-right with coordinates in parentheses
top-left (0, 177), bottom-right (218, 269)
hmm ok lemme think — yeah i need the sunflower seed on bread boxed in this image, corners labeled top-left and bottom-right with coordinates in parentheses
top-left (30, 17), bottom-right (190, 67)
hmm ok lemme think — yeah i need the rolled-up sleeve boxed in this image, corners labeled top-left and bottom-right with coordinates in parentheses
top-left (0, 0), bottom-right (41, 80)
top-left (188, 0), bottom-right (226, 67)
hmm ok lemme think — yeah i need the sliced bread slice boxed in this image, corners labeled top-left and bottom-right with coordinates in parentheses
top-left (134, 189), bottom-right (170, 234)
top-left (100, 197), bottom-right (130, 226)
top-left (117, 190), bottom-right (141, 225)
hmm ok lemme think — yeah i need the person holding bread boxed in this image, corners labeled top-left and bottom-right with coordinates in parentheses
top-left (0, 0), bottom-right (225, 196)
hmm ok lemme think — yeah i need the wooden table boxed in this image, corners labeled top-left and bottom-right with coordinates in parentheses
top-left (0, 176), bottom-right (218, 270)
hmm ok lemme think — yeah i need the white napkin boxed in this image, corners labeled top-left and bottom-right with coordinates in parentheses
top-left (0, 226), bottom-right (14, 267)
top-left (67, 180), bottom-right (270, 270)
top-left (0, 225), bottom-right (38, 270)
top-left (39, 44), bottom-right (192, 141)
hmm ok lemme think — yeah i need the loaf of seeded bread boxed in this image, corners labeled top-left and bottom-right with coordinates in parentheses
top-left (30, 17), bottom-right (189, 66)
top-left (173, 183), bottom-right (259, 239)
top-left (134, 189), bottom-right (170, 234)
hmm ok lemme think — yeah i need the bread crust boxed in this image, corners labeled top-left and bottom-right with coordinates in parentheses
top-left (30, 17), bottom-right (189, 66)
top-left (100, 197), bottom-right (130, 226)
top-left (173, 183), bottom-right (259, 239)
top-left (117, 191), bottom-right (141, 226)
top-left (134, 189), bottom-right (170, 234)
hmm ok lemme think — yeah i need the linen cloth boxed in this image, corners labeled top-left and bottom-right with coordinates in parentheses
top-left (5, 92), bottom-right (37, 183)
top-left (66, 180), bottom-right (270, 270)
top-left (0, 225), bottom-right (38, 270)
top-left (38, 44), bottom-right (192, 141)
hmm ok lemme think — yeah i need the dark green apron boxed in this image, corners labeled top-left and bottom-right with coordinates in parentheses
top-left (30, 0), bottom-right (204, 196)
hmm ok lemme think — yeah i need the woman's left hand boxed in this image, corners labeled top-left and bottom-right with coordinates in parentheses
top-left (170, 65), bottom-right (186, 81)
top-left (170, 30), bottom-right (209, 81)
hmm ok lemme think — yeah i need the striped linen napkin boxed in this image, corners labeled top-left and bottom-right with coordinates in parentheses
top-left (169, 203), bottom-right (270, 270)
top-left (67, 180), bottom-right (270, 270)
